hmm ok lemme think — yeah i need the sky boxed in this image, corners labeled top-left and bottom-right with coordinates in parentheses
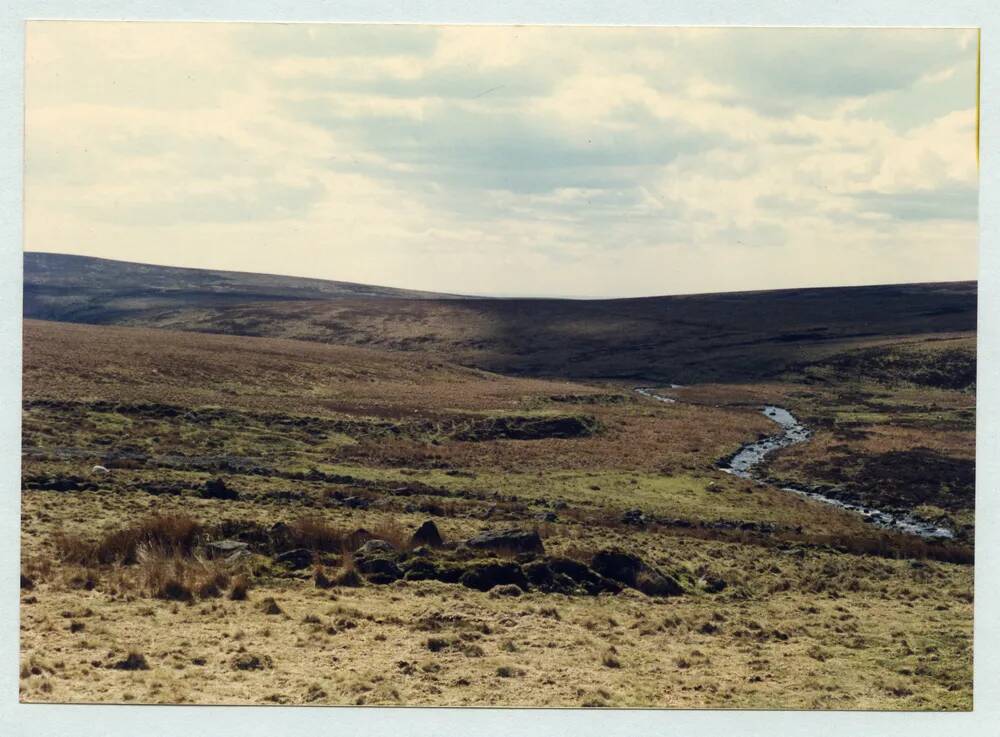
top-left (24, 23), bottom-right (979, 298)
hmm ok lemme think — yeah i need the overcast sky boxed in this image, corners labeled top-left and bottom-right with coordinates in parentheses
top-left (25, 23), bottom-right (979, 297)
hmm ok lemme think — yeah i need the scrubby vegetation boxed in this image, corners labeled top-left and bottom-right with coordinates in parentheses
top-left (19, 317), bottom-right (974, 708)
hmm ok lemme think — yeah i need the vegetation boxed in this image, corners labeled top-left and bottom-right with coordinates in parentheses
top-left (19, 279), bottom-right (975, 708)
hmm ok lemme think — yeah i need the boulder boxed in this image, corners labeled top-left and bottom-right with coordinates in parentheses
top-left (410, 520), bottom-right (444, 548)
top-left (459, 562), bottom-right (529, 592)
top-left (354, 540), bottom-right (402, 584)
top-left (202, 478), bottom-right (239, 501)
top-left (274, 548), bottom-right (313, 570)
top-left (205, 539), bottom-right (249, 558)
top-left (549, 558), bottom-right (621, 595)
top-left (591, 548), bottom-right (683, 597)
top-left (466, 528), bottom-right (544, 555)
top-left (356, 540), bottom-right (396, 557)
top-left (401, 558), bottom-right (439, 581)
top-left (356, 557), bottom-right (402, 584)
top-left (590, 549), bottom-right (644, 586)
top-left (621, 509), bottom-right (646, 527)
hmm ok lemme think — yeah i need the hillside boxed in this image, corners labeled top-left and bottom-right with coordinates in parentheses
top-left (23, 252), bottom-right (461, 324)
top-left (20, 318), bottom-right (974, 708)
top-left (22, 253), bottom-right (976, 384)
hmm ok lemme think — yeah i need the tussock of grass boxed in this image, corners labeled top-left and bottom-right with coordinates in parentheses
top-left (55, 513), bottom-right (201, 566)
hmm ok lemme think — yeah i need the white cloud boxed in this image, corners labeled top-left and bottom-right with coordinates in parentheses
top-left (24, 22), bottom-right (978, 297)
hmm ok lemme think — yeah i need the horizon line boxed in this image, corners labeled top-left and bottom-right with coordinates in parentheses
top-left (23, 249), bottom-right (979, 302)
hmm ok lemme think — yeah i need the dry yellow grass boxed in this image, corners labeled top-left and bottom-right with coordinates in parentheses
top-left (19, 320), bottom-right (974, 708)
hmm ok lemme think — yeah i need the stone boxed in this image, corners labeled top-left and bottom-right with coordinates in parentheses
top-left (410, 520), bottom-right (444, 548)
top-left (466, 528), bottom-right (544, 555)
top-left (591, 548), bottom-right (683, 597)
top-left (621, 509), bottom-right (646, 527)
top-left (201, 478), bottom-right (239, 500)
top-left (206, 539), bottom-right (249, 558)
top-left (274, 548), bottom-right (313, 570)
top-left (353, 540), bottom-right (402, 584)
top-left (356, 539), bottom-right (395, 557)
top-left (459, 562), bottom-right (528, 592)
top-left (402, 558), bottom-right (439, 581)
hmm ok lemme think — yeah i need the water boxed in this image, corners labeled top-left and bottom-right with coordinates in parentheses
top-left (632, 387), bottom-right (955, 540)
top-left (634, 386), bottom-right (680, 403)
top-left (721, 405), bottom-right (954, 540)
top-left (724, 405), bottom-right (810, 478)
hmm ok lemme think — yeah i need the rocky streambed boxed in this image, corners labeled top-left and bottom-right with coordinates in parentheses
top-left (634, 388), bottom-right (954, 540)
top-left (720, 405), bottom-right (954, 539)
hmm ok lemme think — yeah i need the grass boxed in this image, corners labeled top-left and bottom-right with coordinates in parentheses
top-left (18, 319), bottom-right (975, 709)
top-left (54, 513), bottom-right (201, 566)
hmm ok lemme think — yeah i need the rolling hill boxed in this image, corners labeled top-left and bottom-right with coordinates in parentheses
top-left (23, 251), bottom-right (462, 324)
top-left (22, 252), bottom-right (977, 384)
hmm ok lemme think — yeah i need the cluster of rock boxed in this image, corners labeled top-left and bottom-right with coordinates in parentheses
top-left (206, 521), bottom-right (700, 598)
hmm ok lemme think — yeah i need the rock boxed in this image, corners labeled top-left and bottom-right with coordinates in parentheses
top-left (523, 560), bottom-right (555, 589)
top-left (591, 549), bottom-right (644, 585)
top-left (621, 509), bottom-right (646, 527)
top-left (356, 557), bottom-right (402, 585)
top-left (549, 558), bottom-right (621, 595)
top-left (466, 528), bottom-right (544, 555)
top-left (635, 569), bottom-right (684, 597)
top-left (410, 520), bottom-right (444, 548)
top-left (341, 496), bottom-right (370, 509)
top-left (225, 549), bottom-right (252, 564)
top-left (436, 565), bottom-right (466, 584)
top-left (591, 548), bottom-right (683, 597)
top-left (356, 540), bottom-right (396, 557)
top-left (111, 652), bottom-right (149, 671)
top-left (354, 540), bottom-right (402, 584)
top-left (206, 539), bottom-right (249, 558)
top-left (402, 558), bottom-right (439, 581)
top-left (274, 548), bottom-right (313, 570)
top-left (23, 475), bottom-right (98, 492)
top-left (459, 562), bottom-right (528, 592)
top-left (536, 511), bottom-right (559, 523)
top-left (201, 478), bottom-right (239, 501)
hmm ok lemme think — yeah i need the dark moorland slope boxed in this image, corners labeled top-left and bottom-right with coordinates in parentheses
top-left (23, 251), bottom-right (462, 323)
top-left (23, 252), bottom-right (976, 383)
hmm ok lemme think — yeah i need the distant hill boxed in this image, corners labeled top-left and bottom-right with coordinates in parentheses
top-left (23, 252), bottom-right (462, 324)
top-left (23, 252), bottom-right (976, 384)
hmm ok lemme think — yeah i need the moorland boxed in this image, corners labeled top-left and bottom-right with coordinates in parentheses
top-left (19, 254), bottom-right (976, 708)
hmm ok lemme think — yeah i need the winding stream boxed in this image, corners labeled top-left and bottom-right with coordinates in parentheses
top-left (634, 387), bottom-right (954, 540)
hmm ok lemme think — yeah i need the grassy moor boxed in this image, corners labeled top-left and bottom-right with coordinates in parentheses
top-left (19, 261), bottom-right (976, 709)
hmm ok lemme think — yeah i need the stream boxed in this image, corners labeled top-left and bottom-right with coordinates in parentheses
top-left (634, 387), bottom-right (954, 539)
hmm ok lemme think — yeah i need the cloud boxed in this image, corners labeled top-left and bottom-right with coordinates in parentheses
top-left (851, 185), bottom-right (979, 222)
top-left (24, 22), bottom-right (979, 297)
